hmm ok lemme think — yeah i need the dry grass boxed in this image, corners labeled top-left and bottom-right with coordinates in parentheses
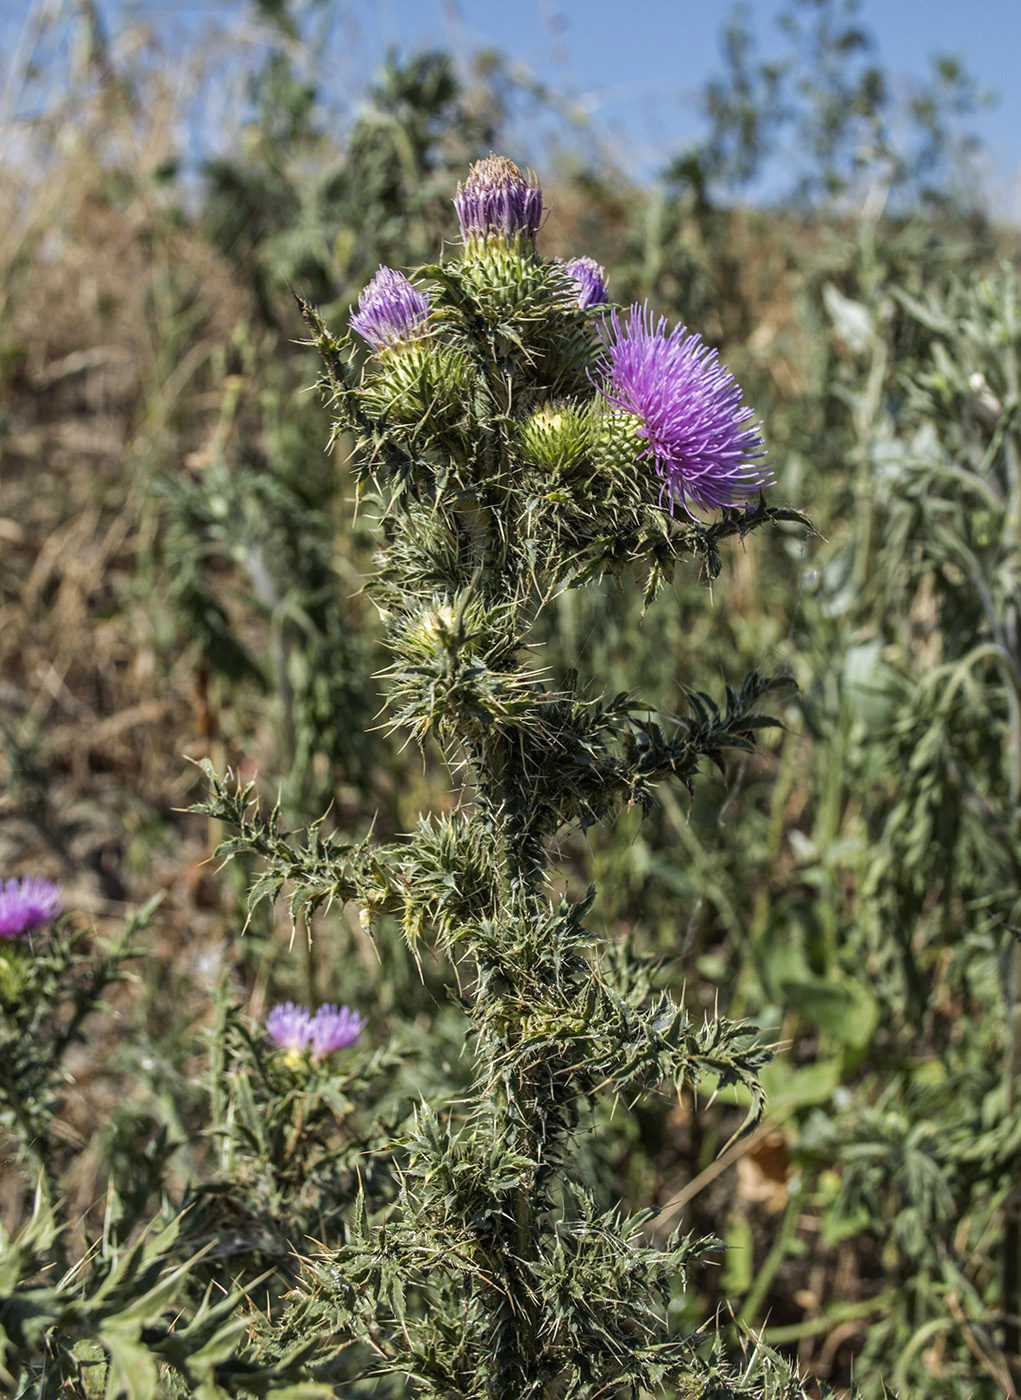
top-left (0, 29), bottom-right (284, 1229)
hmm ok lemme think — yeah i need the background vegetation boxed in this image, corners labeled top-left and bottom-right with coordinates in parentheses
top-left (2, 1), bottom-right (1020, 1396)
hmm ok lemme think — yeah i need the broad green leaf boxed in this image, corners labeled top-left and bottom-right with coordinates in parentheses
top-left (761, 1057), bottom-right (843, 1110)
top-left (100, 1327), bottom-right (158, 1400)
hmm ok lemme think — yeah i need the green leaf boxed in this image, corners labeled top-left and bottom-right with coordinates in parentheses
top-left (761, 1057), bottom-right (843, 1110)
top-left (777, 976), bottom-right (879, 1049)
top-left (100, 1326), bottom-right (158, 1400)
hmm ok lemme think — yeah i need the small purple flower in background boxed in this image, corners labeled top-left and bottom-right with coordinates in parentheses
top-left (595, 303), bottom-right (771, 515)
top-left (350, 266), bottom-right (431, 352)
top-left (0, 877), bottom-right (62, 940)
top-left (309, 1004), bottom-right (364, 1058)
top-left (266, 1001), bottom-right (363, 1062)
top-left (454, 155), bottom-right (544, 244)
top-left (559, 256), bottom-right (609, 309)
top-left (266, 1002), bottom-right (312, 1056)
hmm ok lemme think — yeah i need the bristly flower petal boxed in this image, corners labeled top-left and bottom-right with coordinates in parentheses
top-left (309, 1003), bottom-right (364, 1058)
top-left (350, 266), bottom-right (431, 351)
top-left (0, 876), bottom-right (62, 940)
top-left (595, 303), bottom-right (771, 514)
top-left (454, 155), bottom-right (544, 243)
top-left (267, 1002), bottom-right (364, 1061)
top-left (559, 256), bottom-right (609, 309)
top-left (266, 1001), bottom-right (313, 1054)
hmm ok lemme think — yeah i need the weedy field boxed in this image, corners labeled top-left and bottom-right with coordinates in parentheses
top-left (2, 4), bottom-right (1020, 1398)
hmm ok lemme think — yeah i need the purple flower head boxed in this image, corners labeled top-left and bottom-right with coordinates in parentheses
top-left (266, 1002), bottom-right (312, 1056)
top-left (266, 1001), bottom-right (364, 1062)
top-left (350, 266), bottom-right (431, 352)
top-left (0, 877), bottom-right (62, 940)
top-left (454, 156), bottom-right (544, 244)
top-left (309, 1004), bottom-right (364, 1059)
top-left (595, 303), bottom-right (771, 515)
top-left (559, 256), bottom-right (609, 309)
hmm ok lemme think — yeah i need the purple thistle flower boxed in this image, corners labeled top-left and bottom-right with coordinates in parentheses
top-left (0, 877), bottom-right (62, 940)
top-left (350, 266), bottom-right (431, 351)
top-left (559, 256), bottom-right (609, 309)
top-left (454, 155), bottom-right (544, 244)
top-left (309, 1004), bottom-right (364, 1059)
top-left (266, 1002), bottom-right (312, 1055)
top-left (266, 1001), bottom-right (364, 1061)
top-left (595, 303), bottom-right (771, 515)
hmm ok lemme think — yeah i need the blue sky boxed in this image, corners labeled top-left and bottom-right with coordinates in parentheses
top-left (360, 0), bottom-right (1021, 213)
top-left (3, 0), bottom-right (1020, 216)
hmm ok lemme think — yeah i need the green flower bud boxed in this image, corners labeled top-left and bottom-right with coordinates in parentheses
top-left (517, 402), bottom-right (592, 475)
top-left (361, 341), bottom-right (473, 433)
top-left (591, 408), bottom-right (647, 477)
top-left (396, 604), bottom-right (465, 665)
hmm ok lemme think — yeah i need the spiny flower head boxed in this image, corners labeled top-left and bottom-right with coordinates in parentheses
top-left (267, 1001), bottom-right (364, 1064)
top-left (559, 256), bottom-right (609, 309)
top-left (350, 266), bottom-right (431, 352)
top-left (0, 876), bottom-right (62, 940)
top-left (454, 156), bottom-right (544, 245)
top-left (595, 303), bottom-right (770, 514)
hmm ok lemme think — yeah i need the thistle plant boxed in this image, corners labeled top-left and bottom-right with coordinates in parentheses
top-left (0, 882), bottom-right (149, 1225)
top-left (202, 155), bottom-right (808, 1397)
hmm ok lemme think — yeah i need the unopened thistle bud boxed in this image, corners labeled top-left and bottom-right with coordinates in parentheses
top-left (558, 256), bottom-right (609, 310)
top-left (454, 156), bottom-right (544, 249)
top-left (591, 410), bottom-right (648, 478)
top-left (518, 403), bottom-right (592, 474)
top-left (397, 602), bottom-right (490, 668)
top-left (401, 605), bottom-right (459, 660)
top-left (350, 266), bottom-right (431, 352)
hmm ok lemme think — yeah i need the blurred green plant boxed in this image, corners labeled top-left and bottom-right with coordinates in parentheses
top-left (0, 899), bottom-right (154, 1220)
top-left (0, 1200), bottom-right (332, 1399)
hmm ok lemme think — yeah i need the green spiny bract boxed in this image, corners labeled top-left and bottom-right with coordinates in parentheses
top-left (359, 336), bottom-right (474, 437)
top-left (516, 400), bottom-right (595, 475)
